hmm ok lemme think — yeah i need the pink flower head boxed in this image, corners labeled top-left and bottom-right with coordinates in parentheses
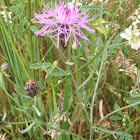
top-left (34, 2), bottom-right (94, 49)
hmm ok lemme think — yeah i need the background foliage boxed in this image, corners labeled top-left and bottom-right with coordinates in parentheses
top-left (0, 0), bottom-right (140, 139)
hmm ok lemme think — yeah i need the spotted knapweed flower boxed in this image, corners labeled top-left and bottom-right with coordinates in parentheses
top-left (24, 80), bottom-right (39, 97)
top-left (34, 2), bottom-right (94, 49)
top-left (120, 27), bottom-right (140, 50)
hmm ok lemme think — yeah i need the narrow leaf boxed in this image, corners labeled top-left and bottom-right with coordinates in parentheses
top-left (2, 108), bottom-right (7, 121)
top-left (81, 5), bottom-right (101, 10)
top-left (19, 122), bottom-right (35, 134)
top-left (30, 63), bottom-right (42, 69)
top-left (32, 105), bottom-right (41, 117)
top-left (110, 116), bottom-right (122, 120)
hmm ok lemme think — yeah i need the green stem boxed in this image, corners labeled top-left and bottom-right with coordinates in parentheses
top-left (27, 0), bottom-right (34, 78)
top-left (39, 122), bottom-right (86, 140)
top-left (95, 101), bottom-right (140, 127)
top-left (90, 56), bottom-right (104, 140)
top-left (62, 39), bottom-right (72, 139)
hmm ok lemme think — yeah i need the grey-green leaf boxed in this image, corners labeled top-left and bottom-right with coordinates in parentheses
top-left (30, 63), bottom-right (42, 69)
top-left (30, 26), bottom-right (38, 32)
top-left (81, 5), bottom-right (102, 10)
top-left (19, 122), bottom-right (36, 134)
top-left (110, 116), bottom-right (122, 120)
top-left (32, 105), bottom-right (41, 117)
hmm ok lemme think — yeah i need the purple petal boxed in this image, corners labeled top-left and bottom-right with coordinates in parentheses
top-left (81, 24), bottom-right (95, 33)
top-left (34, 1), bottom-right (95, 49)
top-left (34, 24), bottom-right (49, 35)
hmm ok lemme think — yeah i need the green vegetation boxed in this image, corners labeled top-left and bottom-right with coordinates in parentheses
top-left (0, 0), bottom-right (140, 139)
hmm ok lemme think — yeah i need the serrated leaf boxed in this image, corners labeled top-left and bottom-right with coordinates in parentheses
top-left (110, 116), bottom-right (122, 120)
top-left (19, 122), bottom-right (35, 134)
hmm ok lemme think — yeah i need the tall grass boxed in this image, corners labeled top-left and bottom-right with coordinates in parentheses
top-left (0, 0), bottom-right (140, 140)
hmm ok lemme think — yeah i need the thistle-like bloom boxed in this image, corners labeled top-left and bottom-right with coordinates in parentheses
top-left (34, 2), bottom-right (94, 49)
